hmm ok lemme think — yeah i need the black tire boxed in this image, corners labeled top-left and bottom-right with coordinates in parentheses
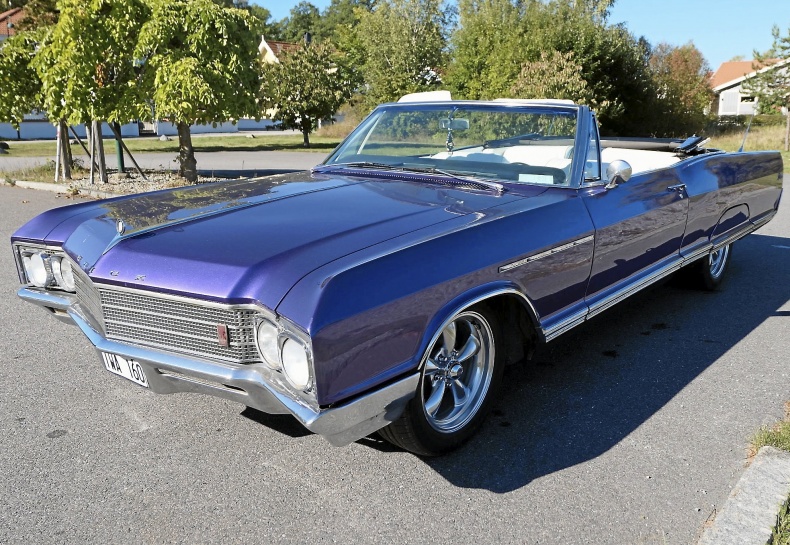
top-left (685, 243), bottom-right (732, 291)
top-left (378, 304), bottom-right (505, 456)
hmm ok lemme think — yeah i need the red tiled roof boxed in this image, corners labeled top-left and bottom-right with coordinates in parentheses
top-left (710, 59), bottom-right (785, 89)
top-left (0, 7), bottom-right (25, 38)
top-left (266, 40), bottom-right (301, 57)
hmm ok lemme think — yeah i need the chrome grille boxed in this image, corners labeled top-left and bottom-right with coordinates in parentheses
top-left (97, 288), bottom-right (260, 364)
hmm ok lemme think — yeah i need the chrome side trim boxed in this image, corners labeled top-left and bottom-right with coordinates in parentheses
top-left (587, 259), bottom-right (683, 319)
top-left (499, 235), bottom-right (594, 273)
top-left (543, 309), bottom-right (588, 342)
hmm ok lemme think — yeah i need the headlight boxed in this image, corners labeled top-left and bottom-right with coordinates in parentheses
top-left (58, 259), bottom-right (76, 292)
top-left (255, 319), bottom-right (281, 370)
top-left (15, 245), bottom-right (79, 293)
top-left (25, 252), bottom-right (52, 288)
top-left (281, 338), bottom-right (311, 391)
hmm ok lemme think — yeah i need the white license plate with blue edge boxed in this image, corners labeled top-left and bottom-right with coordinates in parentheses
top-left (102, 352), bottom-right (149, 388)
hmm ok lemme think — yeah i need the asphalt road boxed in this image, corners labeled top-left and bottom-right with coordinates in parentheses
top-left (1, 185), bottom-right (788, 545)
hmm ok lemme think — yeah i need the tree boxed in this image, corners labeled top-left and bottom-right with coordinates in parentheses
top-left (281, 1), bottom-right (320, 43)
top-left (356, 0), bottom-right (449, 107)
top-left (510, 50), bottom-right (601, 108)
top-left (314, 0), bottom-right (375, 42)
top-left (135, 0), bottom-right (261, 181)
top-left (745, 24), bottom-right (790, 151)
top-left (35, 0), bottom-right (150, 126)
top-left (260, 41), bottom-right (355, 147)
top-left (0, 30), bottom-right (43, 129)
top-left (16, 0), bottom-right (58, 30)
top-left (648, 42), bottom-right (713, 137)
top-left (447, 0), bottom-right (656, 135)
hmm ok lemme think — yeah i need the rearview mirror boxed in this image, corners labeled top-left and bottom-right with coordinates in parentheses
top-left (441, 119), bottom-right (469, 130)
top-left (605, 160), bottom-right (632, 189)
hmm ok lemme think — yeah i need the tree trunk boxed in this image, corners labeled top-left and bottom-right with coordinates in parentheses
top-left (177, 121), bottom-right (198, 182)
top-left (785, 105), bottom-right (789, 152)
top-left (301, 119), bottom-right (311, 148)
top-left (58, 120), bottom-right (72, 180)
top-left (93, 121), bottom-right (108, 184)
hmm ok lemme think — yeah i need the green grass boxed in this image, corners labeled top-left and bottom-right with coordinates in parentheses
top-left (752, 403), bottom-right (790, 544)
top-left (0, 134), bottom-right (342, 157)
top-left (708, 124), bottom-right (790, 172)
top-left (2, 160), bottom-right (90, 184)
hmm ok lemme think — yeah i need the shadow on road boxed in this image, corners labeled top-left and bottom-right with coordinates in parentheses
top-left (417, 232), bottom-right (790, 492)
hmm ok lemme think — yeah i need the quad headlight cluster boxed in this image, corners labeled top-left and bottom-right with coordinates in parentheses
top-left (15, 246), bottom-right (77, 292)
top-left (254, 317), bottom-right (314, 393)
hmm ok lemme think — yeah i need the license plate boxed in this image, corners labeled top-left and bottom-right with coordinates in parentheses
top-left (102, 352), bottom-right (149, 388)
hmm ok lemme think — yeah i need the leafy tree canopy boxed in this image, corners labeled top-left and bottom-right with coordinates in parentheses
top-left (260, 41), bottom-right (355, 146)
top-left (135, 0), bottom-right (262, 179)
top-left (356, 0), bottom-right (449, 107)
top-left (34, 0), bottom-right (151, 125)
top-left (745, 24), bottom-right (790, 150)
top-left (648, 42), bottom-right (712, 137)
top-left (0, 29), bottom-right (43, 127)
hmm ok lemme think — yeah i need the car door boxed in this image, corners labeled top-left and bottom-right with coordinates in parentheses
top-left (581, 140), bottom-right (690, 315)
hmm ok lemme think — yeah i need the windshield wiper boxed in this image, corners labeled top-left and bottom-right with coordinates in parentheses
top-left (316, 162), bottom-right (504, 193)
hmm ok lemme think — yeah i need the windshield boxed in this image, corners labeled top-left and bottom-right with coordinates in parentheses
top-left (322, 104), bottom-right (579, 187)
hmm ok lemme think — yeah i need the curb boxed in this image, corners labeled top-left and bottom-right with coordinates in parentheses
top-left (12, 180), bottom-right (121, 200)
top-left (699, 446), bottom-right (790, 545)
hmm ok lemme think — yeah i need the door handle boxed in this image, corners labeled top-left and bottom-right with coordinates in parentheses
top-left (667, 184), bottom-right (687, 198)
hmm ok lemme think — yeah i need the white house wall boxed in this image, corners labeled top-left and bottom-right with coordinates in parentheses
top-left (155, 121), bottom-right (239, 136)
top-left (0, 121), bottom-right (140, 140)
top-left (717, 85), bottom-right (757, 116)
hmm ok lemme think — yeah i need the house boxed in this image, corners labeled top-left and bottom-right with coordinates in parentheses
top-left (0, 7), bottom-right (24, 42)
top-left (711, 59), bottom-right (790, 116)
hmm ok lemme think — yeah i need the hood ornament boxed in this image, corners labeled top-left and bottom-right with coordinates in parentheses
top-left (116, 219), bottom-right (126, 235)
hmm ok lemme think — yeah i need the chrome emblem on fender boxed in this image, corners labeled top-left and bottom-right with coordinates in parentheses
top-left (217, 324), bottom-right (229, 347)
top-left (135, 275), bottom-right (146, 281)
top-left (110, 270), bottom-right (120, 277)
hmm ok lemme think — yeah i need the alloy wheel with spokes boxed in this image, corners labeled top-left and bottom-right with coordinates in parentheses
top-left (421, 311), bottom-right (494, 433)
top-left (378, 304), bottom-right (504, 456)
top-left (708, 245), bottom-right (730, 280)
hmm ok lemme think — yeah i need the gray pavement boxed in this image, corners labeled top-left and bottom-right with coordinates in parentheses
top-left (0, 185), bottom-right (789, 544)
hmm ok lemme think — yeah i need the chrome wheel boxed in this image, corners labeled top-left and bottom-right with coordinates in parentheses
top-left (421, 311), bottom-right (495, 434)
top-left (708, 245), bottom-right (730, 280)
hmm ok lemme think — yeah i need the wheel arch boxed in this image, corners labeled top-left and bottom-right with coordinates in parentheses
top-left (416, 283), bottom-right (541, 371)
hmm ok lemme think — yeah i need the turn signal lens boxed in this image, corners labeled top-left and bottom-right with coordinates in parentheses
top-left (59, 259), bottom-right (76, 292)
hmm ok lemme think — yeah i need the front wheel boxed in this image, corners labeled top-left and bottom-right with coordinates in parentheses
top-left (378, 305), bottom-right (504, 456)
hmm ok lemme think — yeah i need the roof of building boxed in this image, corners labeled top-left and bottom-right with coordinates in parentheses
top-left (711, 59), bottom-right (788, 91)
top-left (0, 7), bottom-right (24, 39)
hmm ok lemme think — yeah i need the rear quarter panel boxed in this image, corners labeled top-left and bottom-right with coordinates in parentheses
top-left (679, 151), bottom-right (783, 254)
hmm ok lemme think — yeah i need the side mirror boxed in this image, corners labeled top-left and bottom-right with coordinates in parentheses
top-left (605, 160), bottom-right (632, 189)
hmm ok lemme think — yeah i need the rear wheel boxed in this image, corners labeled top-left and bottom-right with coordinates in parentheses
top-left (379, 305), bottom-right (504, 456)
top-left (688, 244), bottom-right (732, 290)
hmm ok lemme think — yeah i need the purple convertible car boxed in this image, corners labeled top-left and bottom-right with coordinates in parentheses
top-left (12, 93), bottom-right (783, 455)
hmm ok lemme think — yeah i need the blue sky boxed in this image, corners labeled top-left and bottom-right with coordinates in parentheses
top-left (255, 0), bottom-right (787, 70)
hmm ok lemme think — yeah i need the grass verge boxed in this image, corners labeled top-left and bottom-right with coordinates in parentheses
top-left (751, 402), bottom-right (790, 544)
top-left (2, 160), bottom-right (89, 184)
top-left (708, 125), bottom-right (790, 173)
top-left (0, 134), bottom-right (342, 157)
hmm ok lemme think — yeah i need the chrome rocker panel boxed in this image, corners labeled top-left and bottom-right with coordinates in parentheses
top-left (17, 287), bottom-right (419, 447)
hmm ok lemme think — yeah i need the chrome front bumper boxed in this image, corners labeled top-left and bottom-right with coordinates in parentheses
top-left (18, 287), bottom-right (419, 447)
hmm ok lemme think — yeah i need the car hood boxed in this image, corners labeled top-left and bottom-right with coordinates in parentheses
top-left (54, 172), bottom-right (530, 310)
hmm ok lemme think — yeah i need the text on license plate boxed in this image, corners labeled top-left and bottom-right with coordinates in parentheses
top-left (102, 352), bottom-right (149, 388)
